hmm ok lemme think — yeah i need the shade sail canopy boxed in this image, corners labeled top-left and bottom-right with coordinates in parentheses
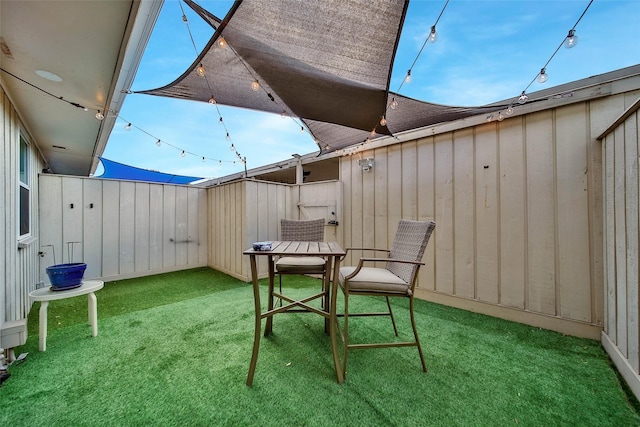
top-left (138, 0), bottom-right (503, 154)
top-left (97, 157), bottom-right (202, 184)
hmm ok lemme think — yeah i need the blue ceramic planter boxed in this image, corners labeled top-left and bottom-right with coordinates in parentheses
top-left (46, 263), bottom-right (86, 291)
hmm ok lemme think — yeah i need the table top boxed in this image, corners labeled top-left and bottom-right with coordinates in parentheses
top-left (244, 241), bottom-right (345, 257)
top-left (29, 280), bottom-right (104, 301)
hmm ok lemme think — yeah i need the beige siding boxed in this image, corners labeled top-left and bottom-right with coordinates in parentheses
top-left (340, 91), bottom-right (640, 339)
top-left (1, 86), bottom-right (44, 331)
top-left (207, 179), bottom-right (341, 280)
top-left (38, 175), bottom-right (207, 282)
top-left (601, 96), bottom-right (640, 400)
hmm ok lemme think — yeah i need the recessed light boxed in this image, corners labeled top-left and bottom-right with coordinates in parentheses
top-left (35, 69), bottom-right (62, 82)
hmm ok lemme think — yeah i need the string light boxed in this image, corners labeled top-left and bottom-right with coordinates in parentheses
top-left (226, 132), bottom-right (231, 141)
top-left (95, 110), bottom-right (104, 120)
top-left (230, 143), bottom-right (235, 151)
top-left (196, 64), bottom-right (205, 77)
top-left (217, 36), bottom-right (227, 49)
top-left (564, 29), bottom-right (578, 48)
top-left (208, 96), bottom-right (216, 104)
top-left (537, 68), bottom-right (548, 83)
top-left (498, 112), bottom-right (505, 121)
top-left (428, 25), bottom-right (438, 43)
top-left (156, 139), bottom-right (161, 147)
top-left (404, 69), bottom-right (412, 83)
top-left (380, 116), bottom-right (387, 126)
top-left (124, 123), bottom-right (132, 130)
top-left (180, 150), bottom-right (186, 158)
top-left (390, 98), bottom-right (398, 109)
top-left (505, 105), bottom-right (514, 116)
top-left (251, 80), bottom-right (260, 91)
top-left (518, 91), bottom-right (529, 104)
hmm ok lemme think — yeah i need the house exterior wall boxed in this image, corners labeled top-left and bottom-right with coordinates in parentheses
top-left (38, 175), bottom-right (208, 282)
top-left (600, 96), bottom-right (640, 401)
top-left (339, 83), bottom-right (640, 340)
top-left (1, 85), bottom-right (43, 346)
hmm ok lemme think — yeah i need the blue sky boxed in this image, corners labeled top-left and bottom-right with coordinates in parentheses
top-left (100, 0), bottom-right (640, 179)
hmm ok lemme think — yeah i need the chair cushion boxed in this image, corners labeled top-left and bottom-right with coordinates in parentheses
top-left (276, 256), bottom-right (326, 273)
top-left (339, 266), bottom-right (409, 294)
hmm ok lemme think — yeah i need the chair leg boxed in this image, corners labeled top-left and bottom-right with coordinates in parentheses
top-left (409, 296), bottom-right (427, 372)
top-left (385, 296), bottom-right (399, 336)
top-left (278, 274), bottom-right (283, 307)
top-left (342, 291), bottom-right (350, 377)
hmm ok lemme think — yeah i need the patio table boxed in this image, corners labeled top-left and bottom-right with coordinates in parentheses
top-left (244, 241), bottom-right (346, 385)
top-left (29, 280), bottom-right (104, 351)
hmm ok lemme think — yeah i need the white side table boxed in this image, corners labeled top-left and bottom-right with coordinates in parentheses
top-left (29, 280), bottom-right (104, 351)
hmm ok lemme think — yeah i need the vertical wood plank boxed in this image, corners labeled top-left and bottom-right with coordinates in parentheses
top-left (453, 129), bottom-right (475, 299)
top-left (118, 181), bottom-right (135, 275)
top-left (175, 186), bottom-right (189, 266)
top-left (625, 116), bottom-right (639, 369)
top-left (83, 179), bottom-right (103, 279)
top-left (499, 119), bottom-right (526, 309)
top-left (149, 185), bottom-right (164, 270)
top-left (434, 133), bottom-right (454, 294)
top-left (416, 138), bottom-right (435, 290)
top-left (525, 112), bottom-right (557, 315)
top-left (556, 104), bottom-right (592, 323)
top-left (163, 185), bottom-right (176, 268)
top-left (475, 124), bottom-right (499, 303)
top-left (374, 146), bottom-right (389, 268)
top-left (61, 177), bottom-right (83, 263)
top-left (102, 180), bottom-right (120, 277)
top-left (134, 183), bottom-right (150, 272)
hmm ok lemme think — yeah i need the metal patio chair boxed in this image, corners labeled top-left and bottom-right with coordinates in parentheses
top-left (273, 218), bottom-right (327, 310)
top-left (337, 219), bottom-right (436, 377)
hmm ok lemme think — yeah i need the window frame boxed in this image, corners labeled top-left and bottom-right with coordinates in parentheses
top-left (18, 132), bottom-right (31, 239)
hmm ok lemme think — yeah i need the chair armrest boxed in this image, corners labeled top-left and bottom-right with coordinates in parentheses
top-left (344, 257), bottom-right (425, 280)
top-left (343, 247), bottom-right (390, 261)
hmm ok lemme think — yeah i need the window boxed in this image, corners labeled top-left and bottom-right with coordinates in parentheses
top-left (19, 134), bottom-right (30, 237)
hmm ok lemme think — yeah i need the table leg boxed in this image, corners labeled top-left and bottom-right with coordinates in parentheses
top-left (265, 255), bottom-right (275, 335)
top-left (88, 292), bottom-right (98, 337)
top-left (39, 301), bottom-right (49, 352)
top-left (329, 256), bottom-right (344, 383)
top-left (246, 254), bottom-right (261, 387)
top-left (323, 256), bottom-right (333, 333)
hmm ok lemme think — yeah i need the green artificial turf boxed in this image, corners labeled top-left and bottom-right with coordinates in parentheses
top-left (2, 267), bottom-right (639, 426)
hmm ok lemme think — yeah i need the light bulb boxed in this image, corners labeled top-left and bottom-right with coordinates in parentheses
top-left (404, 70), bottom-right (412, 83)
top-left (196, 64), bottom-right (205, 76)
top-left (518, 91), bottom-right (528, 104)
top-left (202, 157), bottom-right (205, 162)
top-left (370, 129), bottom-right (376, 137)
top-left (230, 143), bottom-right (235, 151)
top-left (564, 29), bottom-right (578, 49)
top-left (182, 14), bottom-right (188, 23)
top-left (95, 110), bottom-right (104, 120)
top-left (156, 139), bottom-right (161, 147)
top-left (537, 68), bottom-right (548, 83)
top-left (300, 126), bottom-right (305, 133)
top-left (281, 111), bottom-right (286, 118)
top-left (219, 117), bottom-right (223, 125)
top-left (380, 116), bottom-right (387, 126)
top-left (486, 114), bottom-right (494, 122)
top-left (506, 105), bottom-right (514, 116)
top-left (498, 112), bottom-right (505, 121)
top-left (217, 37), bottom-right (227, 49)
top-left (180, 151), bottom-right (186, 158)
top-left (124, 123), bottom-right (131, 130)
top-left (428, 25), bottom-right (437, 43)
top-left (390, 98), bottom-right (398, 109)
top-left (208, 96), bottom-right (216, 104)
top-left (251, 80), bottom-right (260, 91)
